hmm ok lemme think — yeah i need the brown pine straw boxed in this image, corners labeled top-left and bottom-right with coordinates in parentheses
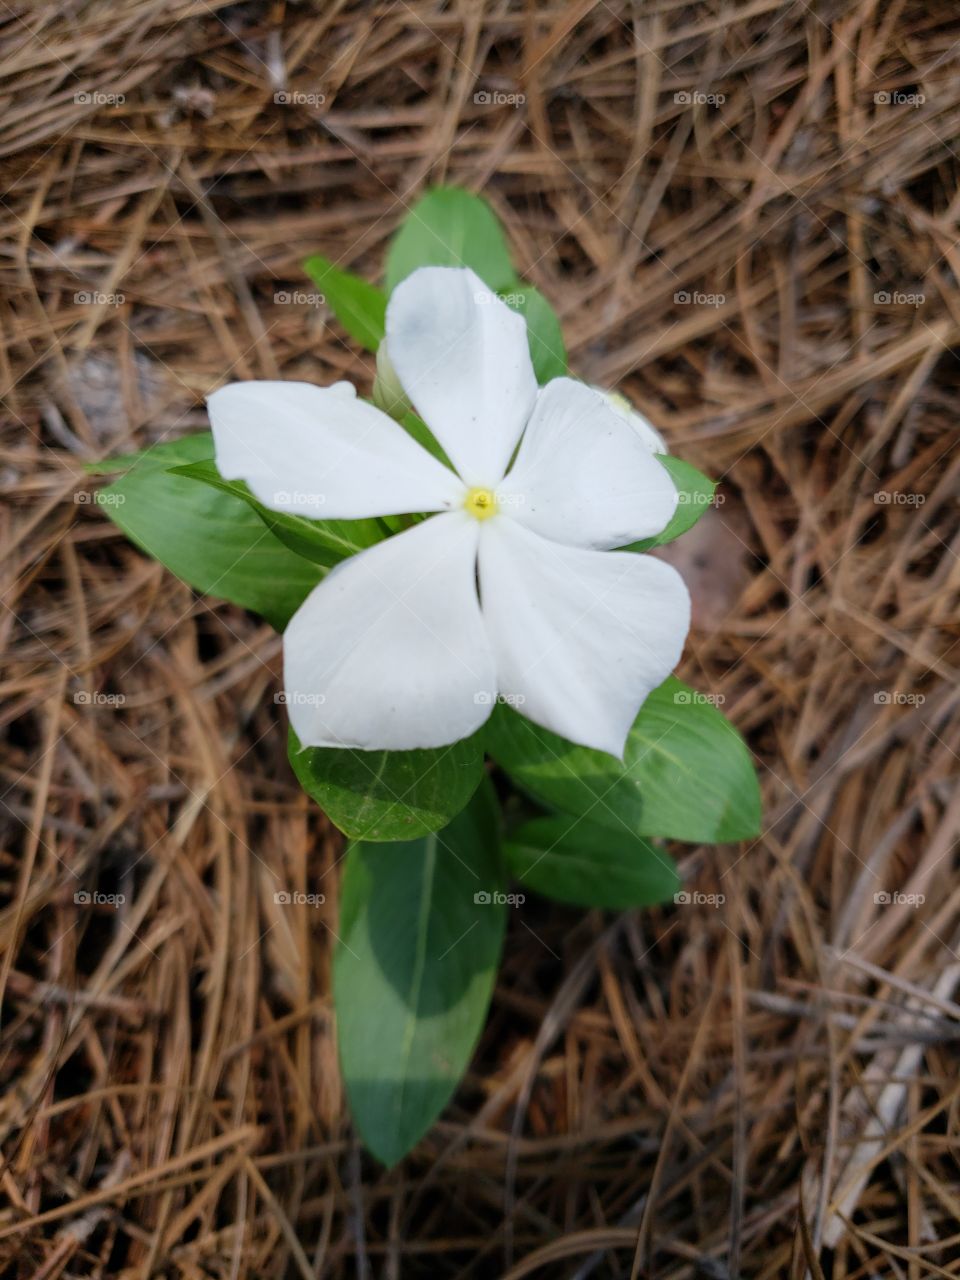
top-left (2, 1), bottom-right (959, 1275)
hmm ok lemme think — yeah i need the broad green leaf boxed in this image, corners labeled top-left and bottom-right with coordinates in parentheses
top-left (386, 187), bottom-right (516, 293)
top-left (486, 677), bottom-right (761, 843)
top-left (288, 727), bottom-right (484, 841)
top-left (303, 254), bottom-right (386, 351)
top-left (625, 456), bottom-right (717, 551)
top-left (504, 284), bottom-right (567, 384)
top-left (504, 815), bottom-right (680, 908)
top-left (85, 446), bottom-right (159, 474)
top-left (170, 458), bottom-right (384, 568)
top-left (334, 783), bottom-right (506, 1165)
top-left (97, 434), bottom-right (322, 630)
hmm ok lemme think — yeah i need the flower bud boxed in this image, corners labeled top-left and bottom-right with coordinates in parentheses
top-left (373, 341), bottom-right (411, 419)
top-left (595, 387), bottom-right (667, 454)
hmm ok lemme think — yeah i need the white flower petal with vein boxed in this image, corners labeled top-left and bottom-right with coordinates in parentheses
top-left (207, 266), bottom-right (692, 756)
top-left (477, 518), bottom-right (689, 756)
top-left (208, 379), bottom-right (463, 519)
top-left (283, 513), bottom-right (496, 750)
top-left (496, 378), bottom-right (677, 549)
top-left (385, 265), bottom-right (537, 486)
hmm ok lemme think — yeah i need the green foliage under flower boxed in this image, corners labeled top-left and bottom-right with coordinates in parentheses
top-left (91, 186), bottom-right (761, 1166)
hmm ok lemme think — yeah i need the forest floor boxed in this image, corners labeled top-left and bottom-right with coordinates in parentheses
top-left (2, 1), bottom-right (959, 1276)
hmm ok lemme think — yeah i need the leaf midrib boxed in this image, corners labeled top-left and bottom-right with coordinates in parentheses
top-left (393, 831), bottom-right (438, 1136)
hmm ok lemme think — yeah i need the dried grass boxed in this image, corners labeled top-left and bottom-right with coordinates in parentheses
top-left (2, 1), bottom-right (959, 1276)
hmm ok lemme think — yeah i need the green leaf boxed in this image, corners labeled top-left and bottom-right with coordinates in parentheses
top-left (170, 458), bottom-right (384, 568)
top-left (288, 727), bottom-right (485, 841)
top-left (624, 456), bottom-right (717, 551)
top-left (386, 187), bottom-right (516, 293)
top-left (504, 815), bottom-right (680, 908)
top-left (85, 446), bottom-right (158, 474)
top-left (303, 254), bottom-right (386, 351)
top-left (334, 783), bottom-right (506, 1165)
top-left (486, 677), bottom-right (761, 843)
top-left (97, 434), bottom-right (322, 630)
top-left (504, 284), bottom-right (567, 384)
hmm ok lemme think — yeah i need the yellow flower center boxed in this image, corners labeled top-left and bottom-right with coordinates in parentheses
top-left (464, 487), bottom-right (498, 520)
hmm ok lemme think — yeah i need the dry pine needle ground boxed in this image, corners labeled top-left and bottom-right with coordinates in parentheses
top-left (1, 1), bottom-right (959, 1277)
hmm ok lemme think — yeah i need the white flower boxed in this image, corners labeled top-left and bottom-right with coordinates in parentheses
top-left (207, 267), bottom-right (690, 757)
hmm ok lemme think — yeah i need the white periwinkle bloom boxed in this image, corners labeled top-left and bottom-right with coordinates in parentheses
top-left (207, 266), bottom-right (690, 757)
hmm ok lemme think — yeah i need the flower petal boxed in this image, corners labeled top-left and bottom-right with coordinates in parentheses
top-left (208, 380), bottom-right (464, 519)
top-left (385, 266), bottom-right (538, 487)
top-left (283, 512), bottom-right (497, 750)
top-left (478, 518), bottom-right (690, 757)
top-left (496, 378), bottom-right (677, 548)
top-left (595, 387), bottom-right (668, 453)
